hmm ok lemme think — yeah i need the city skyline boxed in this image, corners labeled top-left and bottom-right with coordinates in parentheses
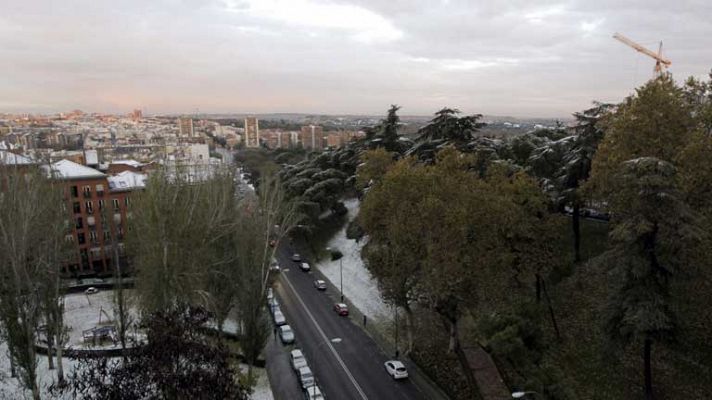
top-left (1, 0), bottom-right (711, 118)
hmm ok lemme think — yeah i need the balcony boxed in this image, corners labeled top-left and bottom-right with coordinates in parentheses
top-left (87, 216), bottom-right (95, 226)
top-left (113, 213), bottom-right (121, 224)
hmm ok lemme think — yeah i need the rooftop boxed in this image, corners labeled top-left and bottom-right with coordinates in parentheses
top-left (108, 170), bottom-right (147, 191)
top-left (49, 159), bottom-right (106, 179)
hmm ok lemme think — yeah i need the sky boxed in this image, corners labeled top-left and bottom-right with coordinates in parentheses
top-left (1, 0), bottom-right (710, 118)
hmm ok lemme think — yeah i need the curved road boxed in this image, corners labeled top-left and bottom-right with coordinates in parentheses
top-left (272, 244), bottom-right (425, 400)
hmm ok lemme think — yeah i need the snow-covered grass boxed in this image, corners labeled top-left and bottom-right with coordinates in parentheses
top-left (240, 364), bottom-right (274, 400)
top-left (0, 341), bottom-right (79, 400)
top-left (315, 198), bottom-right (391, 323)
top-left (62, 289), bottom-right (142, 349)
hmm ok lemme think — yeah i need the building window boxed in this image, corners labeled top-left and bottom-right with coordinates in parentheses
top-left (99, 199), bottom-right (105, 210)
top-left (70, 186), bottom-right (78, 198)
top-left (83, 185), bottom-right (91, 198)
top-left (75, 217), bottom-right (83, 229)
top-left (113, 199), bottom-right (120, 210)
top-left (77, 233), bottom-right (85, 245)
top-left (103, 230), bottom-right (110, 241)
top-left (89, 230), bottom-right (98, 243)
top-left (124, 197), bottom-right (130, 207)
top-left (96, 184), bottom-right (104, 197)
top-left (73, 202), bottom-right (81, 214)
top-left (85, 201), bottom-right (93, 214)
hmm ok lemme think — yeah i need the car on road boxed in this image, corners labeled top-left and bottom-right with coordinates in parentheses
top-left (300, 262), bottom-right (311, 272)
top-left (298, 366), bottom-right (315, 389)
top-left (384, 360), bottom-right (409, 380)
top-left (268, 297), bottom-right (279, 312)
top-left (84, 287), bottom-right (98, 295)
top-left (333, 303), bottom-right (349, 316)
top-left (303, 384), bottom-right (325, 400)
top-left (270, 260), bottom-right (281, 273)
top-left (290, 349), bottom-right (308, 371)
top-left (313, 280), bottom-right (327, 290)
top-left (266, 288), bottom-right (273, 302)
top-left (292, 253), bottom-right (302, 262)
top-left (273, 309), bottom-right (286, 326)
top-left (279, 325), bottom-right (295, 344)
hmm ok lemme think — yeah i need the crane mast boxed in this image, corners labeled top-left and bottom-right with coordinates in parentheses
top-left (613, 32), bottom-right (671, 77)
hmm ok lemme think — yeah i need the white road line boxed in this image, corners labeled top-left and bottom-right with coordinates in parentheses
top-left (281, 271), bottom-right (369, 400)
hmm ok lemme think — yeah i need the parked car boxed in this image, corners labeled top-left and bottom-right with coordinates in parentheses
top-left (279, 325), bottom-right (295, 344)
top-left (384, 360), bottom-right (409, 380)
top-left (290, 349), bottom-right (308, 371)
top-left (269, 239), bottom-right (277, 247)
top-left (300, 262), bottom-right (311, 272)
top-left (266, 288), bottom-right (274, 302)
top-left (333, 303), bottom-right (349, 316)
top-left (313, 280), bottom-right (327, 290)
top-left (298, 366), bottom-right (315, 389)
top-left (268, 297), bottom-right (280, 312)
top-left (270, 260), bottom-right (281, 273)
top-left (273, 310), bottom-right (286, 326)
top-left (292, 253), bottom-right (302, 262)
top-left (84, 287), bottom-right (98, 295)
top-left (303, 384), bottom-right (325, 400)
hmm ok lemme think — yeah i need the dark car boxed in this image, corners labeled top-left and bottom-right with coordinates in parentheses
top-left (333, 303), bottom-right (349, 316)
top-left (292, 253), bottom-right (302, 262)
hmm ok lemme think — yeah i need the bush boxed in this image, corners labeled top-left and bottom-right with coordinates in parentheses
top-left (330, 249), bottom-right (343, 261)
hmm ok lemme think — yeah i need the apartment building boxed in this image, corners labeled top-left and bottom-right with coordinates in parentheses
top-left (51, 159), bottom-right (144, 277)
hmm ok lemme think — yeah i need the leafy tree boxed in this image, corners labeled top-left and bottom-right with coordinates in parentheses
top-left (558, 103), bottom-right (614, 262)
top-left (56, 306), bottom-right (248, 400)
top-left (602, 158), bottom-right (702, 400)
top-left (0, 166), bottom-right (67, 399)
top-left (416, 108), bottom-right (485, 144)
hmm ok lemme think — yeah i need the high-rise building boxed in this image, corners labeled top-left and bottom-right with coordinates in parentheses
top-left (244, 117), bottom-right (260, 148)
top-left (300, 125), bottom-right (324, 150)
top-left (178, 117), bottom-right (194, 137)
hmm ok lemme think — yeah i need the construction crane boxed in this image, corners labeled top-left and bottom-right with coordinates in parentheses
top-left (613, 32), bottom-right (671, 77)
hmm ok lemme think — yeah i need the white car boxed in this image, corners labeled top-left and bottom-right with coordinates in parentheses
top-left (303, 384), bottom-right (325, 400)
top-left (384, 360), bottom-right (409, 380)
top-left (300, 262), bottom-right (311, 272)
top-left (279, 325), bottom-right (295, 344)
top-left (266, 288), bottom-right (274, 302)
top-left (273, 310), bottom-right (286, 326)
top-left (84, 287), bottom-right (98, 295)
top-left (298, 366), bottom-right (315, 389)
top-left (292, 253), bottom-right (302, 262)
top-left (290, 349), bottom-right (308, 371)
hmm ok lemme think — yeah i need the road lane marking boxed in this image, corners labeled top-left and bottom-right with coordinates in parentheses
top-left (281, 271), bottom-right (369, 400)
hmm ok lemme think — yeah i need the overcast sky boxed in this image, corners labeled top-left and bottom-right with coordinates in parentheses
top-left (1, 0), bottom-right (710, 117)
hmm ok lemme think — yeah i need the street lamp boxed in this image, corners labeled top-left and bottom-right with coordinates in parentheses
top-left (394, 303), bottom-right (399, 359)
top-left (512, 391), bottom-right (539, 399)
top-left (339, 258), bottom-right (344, 302)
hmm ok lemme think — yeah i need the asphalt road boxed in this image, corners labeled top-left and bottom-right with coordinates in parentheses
top-left (271, 244), bottom-right (426, 400)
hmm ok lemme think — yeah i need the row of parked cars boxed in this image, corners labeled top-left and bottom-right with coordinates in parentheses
top-left (267, 287), bottom-right (325, 399)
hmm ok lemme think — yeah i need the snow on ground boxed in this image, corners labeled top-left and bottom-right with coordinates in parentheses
top-left (316, 198), bottom-right (391, 323)
top-left (63, 289), bottom-right (142, 349)
top-left (240, 364), bottom-right (274, 400)
top-left (0, 341), bottom-right (79, 400)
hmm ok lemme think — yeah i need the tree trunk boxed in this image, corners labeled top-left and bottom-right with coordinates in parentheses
top-left (535, 274), bottom-right (542, 303)
top-left (403, 305), bottom-right (414, 355)
top-left (448, 318), bottom-right (457, 353)
top-left (46, 334), bottom-right (55, 370)
top-left (541, 279), bottom-right (561, 340)
top-left (572, 201), bottom-right (581, 263)
top-left (644, 336), bottom-right (654, 400)
top-left (56, 339), bottom-right (64, 384)
top-left (31, 380), bottom-right (40, 400)
top-left (10, 356), bottom-right (16, 378)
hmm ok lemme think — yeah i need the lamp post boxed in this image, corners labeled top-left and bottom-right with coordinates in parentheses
top-left (394, 303), bottom-right (399, 359)
top-left (339, 258), bottom-right (344, 302)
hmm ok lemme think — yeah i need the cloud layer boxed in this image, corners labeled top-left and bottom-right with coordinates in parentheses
top-left (1, 0), bottom-right (710, 117)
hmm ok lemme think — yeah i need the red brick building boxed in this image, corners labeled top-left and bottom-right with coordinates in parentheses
top-left (51, 160), bottom-right (144, 277)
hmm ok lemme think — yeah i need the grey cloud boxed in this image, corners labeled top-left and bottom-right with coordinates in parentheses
top-left (0, 0), bottom-right (710, 117)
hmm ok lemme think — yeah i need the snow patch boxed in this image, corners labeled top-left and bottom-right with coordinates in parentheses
top-left (316, 198), bottom-right (391, 323)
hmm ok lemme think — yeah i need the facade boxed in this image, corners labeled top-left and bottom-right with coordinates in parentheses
top-left (300, 125), bottom-right (325, 150)
top-left (244, 117), bottom-right (260, 148)
top-left (51, 159), bottom-right (144, 276)
top-left (178, 117), bottom-right (194, 137)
